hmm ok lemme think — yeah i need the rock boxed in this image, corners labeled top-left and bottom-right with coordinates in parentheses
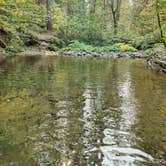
top-left (58, 51), bottom-right (148, 59)
top-left (0, 51), bottom-right (8, 56)
top-left (40, 41), bottom-right (49, 50)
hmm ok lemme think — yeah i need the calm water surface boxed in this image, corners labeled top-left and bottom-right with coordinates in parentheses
top-left (0, 56), bottom-right (166, 166)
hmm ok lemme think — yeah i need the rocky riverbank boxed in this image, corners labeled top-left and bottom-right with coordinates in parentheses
top-left (1, 49), bottom-right (166, 74)
top-left (0, 50), bottom-right (148, 59)
top-left (58, 51), bottom-right (148, 59)
top-left (18, 50), bottom-right (166, 74)
top-left (147, 55), bottom-right (166, 73)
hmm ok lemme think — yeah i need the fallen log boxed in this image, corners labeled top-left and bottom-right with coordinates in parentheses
top-left (154, 60), bottom-right (166, 69)
top-left (0, 39), bottom-right (6, 48)
top-left (161, 69), bottom-right (166, 73)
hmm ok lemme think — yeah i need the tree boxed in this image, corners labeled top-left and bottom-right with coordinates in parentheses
top-left (46, 0), bottom-right (53, 30)
top-left (109, 0), bottom-right (122, 35)
top-left (156, 0), bottom-right (166, 47)
top-left (38, 0), bottom-right (45, 4)
top-left (90, 0), bottom-right (97, 14)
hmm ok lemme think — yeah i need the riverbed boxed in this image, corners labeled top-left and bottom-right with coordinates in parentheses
top-left (0, 56), bottom-right (166, 166)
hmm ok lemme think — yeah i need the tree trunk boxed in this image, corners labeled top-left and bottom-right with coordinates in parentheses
top-left (38, 0), bottom-right (45, 5)
top-left (90, 0), bottom-right (97, 14)
top-left (46, 0), bottom-right (53, 30)
top-left (103, 0), bottom-right (107, 30)
top-left (109, 0), bottom-right (121, 35)
top-left (113, 12), bottom-right (117, 35)
top-left (156, 0), bottom-right (166, 47)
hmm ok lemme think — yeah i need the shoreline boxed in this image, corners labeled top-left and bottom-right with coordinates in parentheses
top-left (0, 50), bottom-right (149, 59)
top-left (5, 50), bottom-right (148, 59)
top-left (1, 50), bottom-right (166, 74)
top-left (58, 51), bottom-right (148, 59)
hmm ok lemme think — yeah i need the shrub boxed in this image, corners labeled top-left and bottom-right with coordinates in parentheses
top-left (132, 36), bottom-right (156, 50)
top-left (61, 40), bottom-right (137, 53)
top-left (47, 45), bottom-right (59, 51)
top-left (62, 40), bottom-right (94, 52)
top-left (100, 45), bottom-right (120, 53)
top-left (115, 43), bottom-right (137, 52)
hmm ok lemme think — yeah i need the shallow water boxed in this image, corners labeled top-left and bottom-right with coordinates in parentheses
top-left (0, 56), bottom-right (166, 166)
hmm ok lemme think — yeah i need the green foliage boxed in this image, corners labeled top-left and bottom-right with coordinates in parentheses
top-left (0, 0), bottom-right (45, 51)
top-left (131, 35), bottom-right (156, 50)
top-left (47, 44), bottom-right (59, 52)
top-left (145, 45), bottom-right (166, 56)
top-left (0, 0), bottom-right (165, 52)
top-left (5, 44), bottom-right (23, 53)
top-left (62, 40), bottom-right (94, 52)
top-left (56, 14), bottom-right (105, 45)
top-left (62, 40), bottom-right (137, 53)
top-left (20, 33), bottom-right (39, 46)
top-left (163, 34), bottom-right (166, 43)
top-left (114, 43), bottom-right (137, 52)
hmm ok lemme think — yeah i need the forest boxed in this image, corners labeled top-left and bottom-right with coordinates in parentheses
top-left (0, 0), bottom-right (166, 54)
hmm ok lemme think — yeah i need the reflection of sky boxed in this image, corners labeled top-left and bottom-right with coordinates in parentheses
top-left (82, 77), bottom-right (104, 163)
top-left (100, 70), bottom-right (153, 166)
top-left (83, 88), bottom-right (94, 147)
top-left (118, 72), bottom-right (136, 130)
top-left (30, 59), bottom-right (154, 166)
top-left (29, 100), bottom-right (71, 166)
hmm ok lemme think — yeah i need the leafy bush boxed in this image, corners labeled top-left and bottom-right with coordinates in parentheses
top-left (114, 43), bottom-right (137, 52)
top-left (163, 34), bottom-right (166, 43)
top-left (145, 45), bottom-right (166, 56)
top-left (98, 45), bottom-right (120, 53)
top-left (132, 36), bottom-right (156, 50)
top-left (57, 14), bottom-right (106, 45)
top-left (20, 33), bottom-right (39, 46)
top-left (47, 44), bottom-right (59, 51)
top-left (61, 40), bottom-right (137, 53)
top-left (5, 44), bottom-right (23, 53)
top-left (62, 40), bottom-right (94, 52)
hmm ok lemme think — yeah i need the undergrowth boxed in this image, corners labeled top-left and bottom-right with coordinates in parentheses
top-left (62, 40), bottom-right (137, 53)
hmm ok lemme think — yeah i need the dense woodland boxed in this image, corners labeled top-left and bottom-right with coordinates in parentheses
top-left (1, 1), bottom-right (166, 165)
top-left (0, 0), bottom-right (166, 53)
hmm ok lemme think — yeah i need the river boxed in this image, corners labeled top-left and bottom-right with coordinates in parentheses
top-left (0, 56), bottom-right (166, 166)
